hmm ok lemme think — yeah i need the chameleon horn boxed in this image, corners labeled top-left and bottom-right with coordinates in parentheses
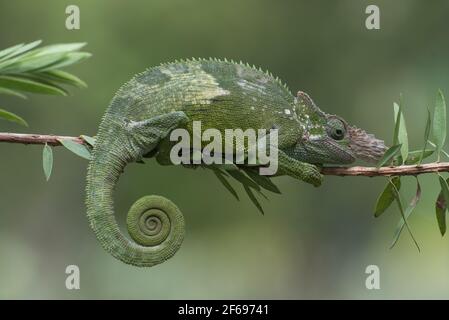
top-left (126, 195), bottom-right (185, 251)
top-left (348, 126), bottom-right (387, 163)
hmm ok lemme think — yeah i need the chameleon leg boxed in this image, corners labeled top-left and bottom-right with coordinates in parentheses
top-left (154, 138), bottom-right (176, 166)
top-left (276, 150), bottom-right (323, 187)
top-left (154, 136), bottom-right (200, 169)
top-left (242, 132), bottom-right (323, 187)
top-left (86, 111), bottom-right (191, 267)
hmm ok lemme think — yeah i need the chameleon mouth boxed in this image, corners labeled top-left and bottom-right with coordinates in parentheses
top-left (348, 126), bottom-right (386, 163)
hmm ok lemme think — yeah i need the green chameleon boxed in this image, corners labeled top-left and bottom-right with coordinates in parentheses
top-left (86, 58), bottom-right (386, 267)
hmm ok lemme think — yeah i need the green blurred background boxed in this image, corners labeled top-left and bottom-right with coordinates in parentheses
top-left (1, 0), bottom-right (449, 299)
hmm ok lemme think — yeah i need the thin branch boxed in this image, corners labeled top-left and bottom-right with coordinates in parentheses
top-left (1, 131), bottom-right (449, 177)
top-left (0, 132), bottom-right (84, 146)
top-left (321, 163), bottom-right (449, 177)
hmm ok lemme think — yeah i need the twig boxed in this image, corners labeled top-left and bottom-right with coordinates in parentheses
top-left (1, 132), bottom-right (449, 177)
top-left (0, 132), bottom-right (84, 146)
top-left (321, 163), bottom-right (449, 177)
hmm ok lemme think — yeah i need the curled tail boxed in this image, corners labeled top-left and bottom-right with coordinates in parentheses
top-left (86, 117), bottom-right (185, 267)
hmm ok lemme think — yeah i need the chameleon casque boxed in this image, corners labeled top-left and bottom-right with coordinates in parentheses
top-left (86, 58), bottom-right (386, 267)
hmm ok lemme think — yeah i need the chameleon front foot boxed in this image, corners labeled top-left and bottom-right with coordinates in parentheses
top-left (126, 195), bottom-right (185, 266)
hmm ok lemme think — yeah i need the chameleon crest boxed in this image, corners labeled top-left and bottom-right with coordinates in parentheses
top-left (86, 59), bottom-right (386, 267)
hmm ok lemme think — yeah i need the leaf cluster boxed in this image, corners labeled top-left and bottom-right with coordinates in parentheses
top-left (0, 40), bottom-right (91, 127)
top-left (374, 90), bottom-right (448, 248)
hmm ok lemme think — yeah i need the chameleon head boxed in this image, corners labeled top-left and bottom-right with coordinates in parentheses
top-left (289, 91), bottom-right (386, 165)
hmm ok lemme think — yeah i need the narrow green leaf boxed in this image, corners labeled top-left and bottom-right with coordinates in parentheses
top-left (80, 135), bottom-right (96, 146)
top-left (374, 177), bottom-right (401, 217)
top-left (244, 168), bottom-right (281, 194)
top-left (376, 144), bottom-right (402, 168)
top-left (0, 40), bottom-right (42, 63)
top-left (39, 52), bottom-right (92, 71)
top-left (432, 90), bottom-right (446, 161)
top-left (435, 193), bottom-right (446, 236)
top-left (392, 100), bottom-right (402, 146)
top-left (244, 185), bottom-right (265, 215)
top-left (213, 169), bottom-right (239, 201)
top-left (42, 144), bottom-right (53, 181)
top-left (59, 139), bottom-right (92, 160)
top-left (0, 43), bottom-right (24, 60)
top-left (42, 70), bottom-right (87, 88)
top-left (436, 176), bottom-right (449, 236)
top-left (227, 169), bottom-right (260, 191)
top-left (418, 108), bottom-right (432, 165)
top-left (390, 181), bottom-right (421, 251)
top-left (30, 43), bottom-right (86, 56)
top-left (7, 73), bottom-right (71, 93)
top-left (1, 52), bottom-right (68, 73)
top-left (390, 178), bottom-right (421, 248)
top-left (0, 75), bottom-right (67, 95)
top-left (0, 87), bottom-right (27, 99)
top-left (0, 43), bottom-right (86, 70)
top-left (428, 140), bottom-right (449, 160)
top-left (0, 108), bottom-right (28, 127)
top-left (220, 163), bottom-right (240, 171)
top-left (393, 102), bottom-right (408, 164)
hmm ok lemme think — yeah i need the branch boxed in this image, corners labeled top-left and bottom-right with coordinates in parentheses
top-left (1, 132), bottom-right (449, 177)
top-left (321, 163), bottom-right (449, 177)
top-left (0, 132), bottom-right (84, 146)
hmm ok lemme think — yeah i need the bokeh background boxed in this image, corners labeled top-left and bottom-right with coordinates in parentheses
top-left (1, 0), bottom-right (449, 299)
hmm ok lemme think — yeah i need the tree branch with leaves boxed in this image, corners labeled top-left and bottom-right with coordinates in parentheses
top-left (0, 40), bottom-right (448, 251)
top-left (0, 40), bottom-right (91, 126)
top-left (0, 40), bottom-right (94, 179)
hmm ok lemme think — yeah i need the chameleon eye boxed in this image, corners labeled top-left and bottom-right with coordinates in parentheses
top-left (326, 117), bottom-right (346, 141)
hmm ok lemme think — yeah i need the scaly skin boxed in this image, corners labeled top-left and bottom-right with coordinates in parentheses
top-left (86, 58), bottom-right (386, 267)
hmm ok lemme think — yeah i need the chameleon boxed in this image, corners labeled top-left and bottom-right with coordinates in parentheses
top-left (86, 58), bottom-right (386, 267)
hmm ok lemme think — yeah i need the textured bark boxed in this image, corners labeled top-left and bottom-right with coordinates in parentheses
top-left (321, 162), bottom-right (449, 176)
top-left (0, 132), bottom-right (84, 146)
